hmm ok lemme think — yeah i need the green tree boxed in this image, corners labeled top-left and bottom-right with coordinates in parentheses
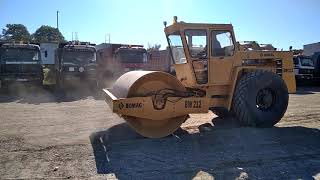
top-left (2, 24), bottom-right (31, 42)
top-left (33, 25), bottom-right (65, 42)
top-left (147, 43), bottom-right (161, 52)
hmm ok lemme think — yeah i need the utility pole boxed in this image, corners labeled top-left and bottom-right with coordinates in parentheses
top-left (75, 32), bottom-right (78, 41)
top-left (56, 11), bottom-right (59, 29)
top-left (105, 34), bottom-right (111, 44)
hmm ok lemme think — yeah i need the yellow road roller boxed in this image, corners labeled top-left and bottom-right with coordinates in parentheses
top-left (104, 17), bottom-right (296, 138)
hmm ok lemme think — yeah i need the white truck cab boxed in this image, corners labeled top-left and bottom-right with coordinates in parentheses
top-left (293, 55), bottom-right (314, 80)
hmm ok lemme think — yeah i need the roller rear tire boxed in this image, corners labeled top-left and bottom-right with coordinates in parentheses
top-left (231, 70), bottom-right (289, 127)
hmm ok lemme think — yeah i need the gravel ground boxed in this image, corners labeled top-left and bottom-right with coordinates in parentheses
top-left (0, 86), bottom-right (319, 179)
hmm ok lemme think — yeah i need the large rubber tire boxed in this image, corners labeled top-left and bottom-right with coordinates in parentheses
top-left (231, 70), bottom-right (289, 127)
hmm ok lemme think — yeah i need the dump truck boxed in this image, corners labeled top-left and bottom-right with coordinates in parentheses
top-left (114, 45), bottom-right (148, 73)
top-left (0, 42), bottom-right (43, 88)
top-left (312, 52), bottom-right (320, 79)
top-left (55, 42), bottom-right (97, 88)
top-left (103, 17), bottom-right (296, 138)
top-left (96, 44), bottom-right (148, 88)
top-left (293, 54), bottom-right (314, 81)
top-left (148, 49), bottom-right (175, 74)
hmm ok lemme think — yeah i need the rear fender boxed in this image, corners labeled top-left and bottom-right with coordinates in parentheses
top-left (227, 66), bottom-right (296, 110)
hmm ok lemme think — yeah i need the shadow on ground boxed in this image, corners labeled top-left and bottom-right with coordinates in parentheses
top-left (295, 84), bottom-right (320, 95)
top-left (89, 117), bottom-right (320, 179)
top-left (0, 84), bottom-right (104, 104)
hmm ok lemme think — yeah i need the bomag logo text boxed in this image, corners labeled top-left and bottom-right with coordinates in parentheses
top-left (260, 53), bottom-right (274, 57)
top-left (125, 102), bottom-right (143, 109)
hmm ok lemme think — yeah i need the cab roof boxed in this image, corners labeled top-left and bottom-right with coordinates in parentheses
top-left (115, 47), bottom-right (147, 54)
top-left (0, 43), bottom-right (40, 50)
top-left (164, 20), bottom-right (234, 34)
top-left (63, 44), bottom-right (96, 52)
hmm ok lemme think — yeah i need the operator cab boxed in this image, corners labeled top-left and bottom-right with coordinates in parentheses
top-left (164, 16), bottom-right (236, 86)
top-left (114, 46), bottom-right (148, 71)
top-left (55, 42), bottom-right (97, 88)
top-left (61, 45), bottom-right (96, 66)
top-left (0, 43), bottom-right (43, 87)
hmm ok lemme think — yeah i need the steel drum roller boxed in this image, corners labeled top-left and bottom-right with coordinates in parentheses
top-left (109, 71), bottom-right (188, 138)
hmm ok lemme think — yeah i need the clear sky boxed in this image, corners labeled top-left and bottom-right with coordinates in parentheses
top-left (0, 0), bottom-right (319, 50)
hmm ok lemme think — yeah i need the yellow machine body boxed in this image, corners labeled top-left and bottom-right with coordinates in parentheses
top-left (103, 18), bottom-right (296, 138)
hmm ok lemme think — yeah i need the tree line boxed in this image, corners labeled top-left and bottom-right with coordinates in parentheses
top-left (0, 24), bottom-right (164, 50)
top-left (0, 24), bottom-right (65, 43)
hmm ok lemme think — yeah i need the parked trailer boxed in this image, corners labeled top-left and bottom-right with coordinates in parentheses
top-left (302, 42), bottom-right (320, 80)
top-left (303, 42), bottom-right (320, 56)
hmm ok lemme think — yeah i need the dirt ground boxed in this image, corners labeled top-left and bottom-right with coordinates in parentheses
top-left (0, 86), bottom-right (320, 179)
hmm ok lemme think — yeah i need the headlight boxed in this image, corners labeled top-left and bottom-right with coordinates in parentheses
top-left (69, 67), bottom-right (75, 72)
top-left (79, 67), bottom-right (85, 72)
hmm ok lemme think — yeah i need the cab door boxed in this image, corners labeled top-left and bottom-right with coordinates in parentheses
top-left (208, 30), bottom-right (236, 85)
top-left (184, 29), bottom-right (209, 85)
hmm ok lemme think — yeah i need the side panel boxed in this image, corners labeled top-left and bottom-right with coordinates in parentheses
top-left (208, 59), bottom-right (234, 84)
top-left (174, 63), bottom-right (197, 87)
top-left (226, 64), bottom-right (296, 110)
top-left (237, 51), bottom-right (296, 93)
top-left (281, 53), bottom-right (296, 93)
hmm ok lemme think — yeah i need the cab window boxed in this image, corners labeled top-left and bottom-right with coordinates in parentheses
top-left (211, 31), bottom-right (234, 57)
top-left (185, 30), bottom-right (207, 58)
top-left (167, 32), bottom-right (186, 64)
top-left (300, 57), bottom-right (314, 67)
